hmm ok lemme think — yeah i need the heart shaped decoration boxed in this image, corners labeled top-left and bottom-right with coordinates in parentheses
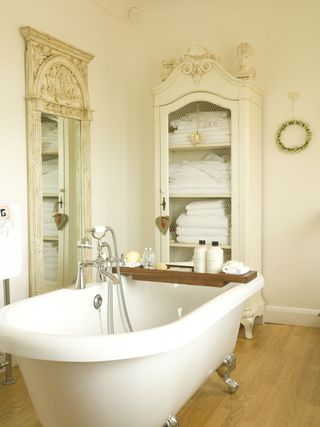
top-left (53, 213), bottom-right (69, 231)
top-left (155, 216), bottom-right (171, 235)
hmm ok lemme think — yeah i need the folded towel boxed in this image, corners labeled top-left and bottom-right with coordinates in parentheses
top-left (176, 226), bottom-right (229, 236)
top-left (186, 208), bottom-right (226, 217)
top-left (186, 200), bottom-right (227, 211)
top-left (177, 213), bottom-right (229, 228)
top-left (170, 111), bottom-right (230, 130)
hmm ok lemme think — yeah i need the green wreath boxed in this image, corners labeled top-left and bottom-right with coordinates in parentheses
top-left (276, 119), bottom-right (312, 153)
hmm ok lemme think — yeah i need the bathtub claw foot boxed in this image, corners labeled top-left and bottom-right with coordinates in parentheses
top-left (217, 352), bottom-right (239, 394)
top-left (165, 414), bottom-right (179, 427)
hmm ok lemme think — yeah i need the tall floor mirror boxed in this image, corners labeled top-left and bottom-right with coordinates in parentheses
top-left (20, 27), bottom-right (94, 295)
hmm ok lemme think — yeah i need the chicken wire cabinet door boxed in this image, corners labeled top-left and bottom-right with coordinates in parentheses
top-left (165, 98), bottom-right (236, 264)
top-left (153, 46), bottom-right (264, 338)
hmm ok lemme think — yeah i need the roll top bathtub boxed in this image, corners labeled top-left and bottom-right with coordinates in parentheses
top-left (0, 274), bottom-right (264, 427)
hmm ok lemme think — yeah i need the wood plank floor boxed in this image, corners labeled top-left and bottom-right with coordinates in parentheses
top-left (0, 324), bottom-right (319, 427)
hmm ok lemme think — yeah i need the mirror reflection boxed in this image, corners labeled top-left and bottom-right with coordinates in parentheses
top-left (41, 114), bottom-right (80, 292)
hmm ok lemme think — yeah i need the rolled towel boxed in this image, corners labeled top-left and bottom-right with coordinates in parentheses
top-left (222, 260), bottom-right (250, 275)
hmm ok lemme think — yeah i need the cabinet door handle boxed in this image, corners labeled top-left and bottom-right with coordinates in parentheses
top-left (58, 197), bottom-right (63, 208)
top-left (161, 196), bottom-right (166, 211)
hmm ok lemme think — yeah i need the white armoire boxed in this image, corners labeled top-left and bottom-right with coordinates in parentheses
top-left (153, 46), bottom-right (264, 338)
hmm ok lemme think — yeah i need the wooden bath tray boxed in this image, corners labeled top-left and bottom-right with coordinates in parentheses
top-left (118, 267), bottom-right (257, 288)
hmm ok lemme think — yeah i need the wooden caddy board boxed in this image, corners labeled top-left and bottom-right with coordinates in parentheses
top-left (118, 267), bottom-right (257, 288)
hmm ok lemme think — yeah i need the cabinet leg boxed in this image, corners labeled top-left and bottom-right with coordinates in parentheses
top-left (241, 316), bottom-right (255, 339)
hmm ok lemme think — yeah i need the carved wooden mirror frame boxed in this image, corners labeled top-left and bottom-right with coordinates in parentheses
top-left (20, 27), bottom-right (94, 295)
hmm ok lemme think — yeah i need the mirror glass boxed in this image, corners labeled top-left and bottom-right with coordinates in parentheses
top-left (41, 114), bottom-right (80, 292)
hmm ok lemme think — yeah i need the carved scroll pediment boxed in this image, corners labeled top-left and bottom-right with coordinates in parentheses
top-left (39, 63), bottom-right (83, 107)
top-left (31, 41), bottom-right (87, 82)
top-left (161, 46), bottom-right (221, 84)
top-left (21, 27), bottom-right (94, 113)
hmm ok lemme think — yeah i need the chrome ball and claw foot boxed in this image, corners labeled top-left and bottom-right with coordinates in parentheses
top-left (217, 352), bottom-right (239, 394)
top-left (165, 415), bottom-right (179, 427)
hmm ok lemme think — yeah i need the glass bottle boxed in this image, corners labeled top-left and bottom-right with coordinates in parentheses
top-left (142, 247), bottom-right (155, 269)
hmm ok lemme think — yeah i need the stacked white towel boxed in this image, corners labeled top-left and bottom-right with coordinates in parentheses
top-left (169, 154), bottom-right (231, 196)
top-left (169, 110), bottom-right (231, 145)
top-left (42, 158), bottom-right (59, 192)
top-left (43, 242), bottom-right (58, 282)
top-left (176, 199), bottom-right (230, 245)
top-left (43, 199), bottom-right (58, 237)
top-left (42, 120), bottom-right (58, 151)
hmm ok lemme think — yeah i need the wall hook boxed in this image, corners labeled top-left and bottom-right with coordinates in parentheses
top-left (288, 92), bottom-right (300, 118)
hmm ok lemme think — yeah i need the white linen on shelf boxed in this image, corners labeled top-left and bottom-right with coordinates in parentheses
top-left (186, 199), bottom-right (227, 211)
top-left (185, 208), bottom-right (225, 216)
top-left (169, 110), bottom-right (231, 145)
top-left (176, 226), bottom-right (228, 236)
top-left (170, 110), bottom-right (230, 130)
top-left (42, 121), bottom-right (58, 151)
top-left (43, 241), bottom-right (58, 281)
top-left (175, 198), bottom-right (230, 246)
top-left (43, 199), bottom-right (58, 237)
top-left (42, 158), bottom-right (59, 192)
top-left (169, 154), bottom-right (231, 196)
top-left (176, 213), bottom-right (229, 229)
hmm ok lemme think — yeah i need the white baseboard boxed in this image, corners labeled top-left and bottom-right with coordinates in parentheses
top-left (264, 305), bottom-right (320, 328)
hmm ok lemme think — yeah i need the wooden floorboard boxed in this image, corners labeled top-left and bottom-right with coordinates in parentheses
top-left (0, 324), bottom-right (319, 427)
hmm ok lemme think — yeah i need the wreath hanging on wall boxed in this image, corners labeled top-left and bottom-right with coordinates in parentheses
top-left (276, 119), bottom-right (312, 153)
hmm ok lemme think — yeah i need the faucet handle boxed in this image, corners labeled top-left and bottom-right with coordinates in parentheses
top-left (91, 226), bottom-right (108, 240)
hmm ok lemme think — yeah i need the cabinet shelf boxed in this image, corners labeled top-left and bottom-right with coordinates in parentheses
top-left (169, 143), bottom-right (230, 151)
top-left (42, 150), bottom-right (58, 156)
top-left (170, 241), bottom-right (231, 250)
top-left (43, 192), bottom-right (58, 198)
top-left (169, 194), bottom-right (231, 198)
top-left (43, 236), bottom-right (58, 241)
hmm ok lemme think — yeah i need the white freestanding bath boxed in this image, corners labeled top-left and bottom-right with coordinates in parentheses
top-left (0, 274), bottom-right (264, 427)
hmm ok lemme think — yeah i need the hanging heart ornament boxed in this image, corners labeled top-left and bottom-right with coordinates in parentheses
top-left (53, 213), bottom-right (69, 231)
top-left (155, 216), bottom-right (171, 235)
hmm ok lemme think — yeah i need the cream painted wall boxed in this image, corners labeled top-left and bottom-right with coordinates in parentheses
top-left (126, 0), bottom-right (320, 325)
top-left (0, 0), bottom-right (319, 327)
top-left (0, 0), bottom-right (130, 306)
